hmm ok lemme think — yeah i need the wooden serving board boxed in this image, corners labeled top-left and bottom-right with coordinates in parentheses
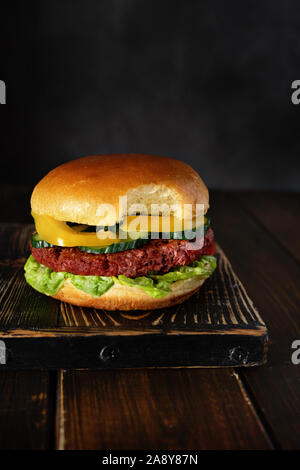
top-left (0, 224), bottom-right (268, 369)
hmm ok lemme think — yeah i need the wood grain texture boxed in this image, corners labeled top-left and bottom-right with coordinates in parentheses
top-left (237, 191), bottom-right (300, 263)
top-left (0, 370), bottom-right (54, 449)
top-left (241, 365), bottom-right (300, 449)
top-left (211, 192), bottom-right (300, 365)
top-left (56, 368), bottom-right (273, 450)
top-left (211, 192), bottom-right (300, 449)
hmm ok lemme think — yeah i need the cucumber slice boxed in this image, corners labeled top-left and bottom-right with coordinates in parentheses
top-left (78, 237), bottom-right (149, 254)
top-left (31, 233), bottom-right (55, 248)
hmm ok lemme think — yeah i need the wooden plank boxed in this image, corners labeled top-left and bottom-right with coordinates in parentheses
top-left (0, 370), bottom-right (54, 449)
top-left (237, 191), bottom-right (300, 263)
top-left (211, 192), bottom-right (300, 364)
top-left (0, 197), bottom-right (55, 448)
top-left (242, 365), bottom-right (300, 449)
top-left (0, 262), bottom-right (61, 331)
top-left (56, 369), bottom-right (273, 450)
top-left (210, 191), bottom-right (300, 449)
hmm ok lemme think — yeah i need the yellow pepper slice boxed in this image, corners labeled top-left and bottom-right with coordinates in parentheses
top-left (32, 213), bottom-right (120, 247)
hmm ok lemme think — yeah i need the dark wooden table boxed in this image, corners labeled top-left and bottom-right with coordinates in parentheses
top-left (0, 187), bottom-right (299, 450)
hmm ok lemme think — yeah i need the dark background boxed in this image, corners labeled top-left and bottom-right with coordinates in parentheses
top-left (1, 0), bottom-right (300, 190)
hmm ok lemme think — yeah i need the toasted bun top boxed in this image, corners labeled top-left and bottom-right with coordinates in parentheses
top-left (31, 154), bottom-right (209, 225)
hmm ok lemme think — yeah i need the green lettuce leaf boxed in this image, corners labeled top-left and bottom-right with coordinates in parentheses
top-left (116, 255), bottom-right (216, 298)
top-left (69, 274), bottom-right (114, 297)
top-left (24, 254), bottom-right (216, 299)
top-left (149, 255), bottom-right (217, 283)
top-left (25, 255), bottom-right (115, 298)
top-left (24, 255), bottom-right (67, 295)
top-left (116, 275), bottom-right (171, 298)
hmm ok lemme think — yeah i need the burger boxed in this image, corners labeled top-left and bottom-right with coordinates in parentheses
top-left (24, 154), bottom-right (216, 310)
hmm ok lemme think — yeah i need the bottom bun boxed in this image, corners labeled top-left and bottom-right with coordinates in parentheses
top-left (52, 277), bottom-right (206, 310)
